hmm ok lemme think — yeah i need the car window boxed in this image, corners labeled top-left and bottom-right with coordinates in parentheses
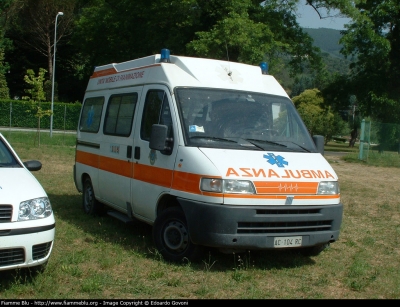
top-left (0, 137), bottom-right (19, 167)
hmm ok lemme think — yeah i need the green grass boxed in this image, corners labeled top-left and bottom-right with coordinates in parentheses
top-left (0, 129), bottom-right (76, 147)
top-left (325, 140), bottom-right (400, 168)
top-left (324, 141), bottom-right (359, 153)
top-left (1, 131), bottom-right (400, 299)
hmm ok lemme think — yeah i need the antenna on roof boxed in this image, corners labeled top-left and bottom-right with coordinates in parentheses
top-left (225, 41), bottom-right (232, 78)
top-left (225, 41), bottom-right (230, 62)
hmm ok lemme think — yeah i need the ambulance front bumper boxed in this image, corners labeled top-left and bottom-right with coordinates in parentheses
top-left (178, 198), bottom-right (343, 250)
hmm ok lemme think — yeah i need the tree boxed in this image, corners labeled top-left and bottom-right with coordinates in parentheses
top-left (0, 0), bottom-right (17, 99)
top-left (71, 0), bottom-right (324, 80)
top-left (7, 0), bottom-right (76, 82)
top-left (293, 88), bottom-right (347, 143)
top-left (305, 0), bottom-right (400, 126)
top-left (23, 67), bottom-right (51, 145)
top-left (0, 49), bottom-right (9, 98)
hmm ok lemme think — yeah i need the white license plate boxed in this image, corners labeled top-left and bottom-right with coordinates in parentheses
top-left (274, 236), bottom-right (302, 248)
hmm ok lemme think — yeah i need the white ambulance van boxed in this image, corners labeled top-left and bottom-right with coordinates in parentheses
top-left (73, 49), bottom-right (343, 262)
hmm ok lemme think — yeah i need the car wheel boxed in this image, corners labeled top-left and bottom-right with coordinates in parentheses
top-left (153, 207), bottom-right (203, 263)
top-left (82, 177), bottom-right (102, 215)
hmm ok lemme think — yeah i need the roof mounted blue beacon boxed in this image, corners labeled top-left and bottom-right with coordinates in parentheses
top-left (160, 48), bottom-right (171, 63)
top-left (260, 62), bottom-right (268, 75)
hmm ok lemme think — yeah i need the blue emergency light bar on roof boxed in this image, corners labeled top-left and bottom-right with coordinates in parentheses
top-left (160, 48), bottom-right (171, 63)
top-left (260, 62), bottom-right (269, 75)
top-left (160, 48), bottom-right (268, 75)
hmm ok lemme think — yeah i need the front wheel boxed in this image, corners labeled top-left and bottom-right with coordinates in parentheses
top-left (153, 207), bottom-right (203, 263)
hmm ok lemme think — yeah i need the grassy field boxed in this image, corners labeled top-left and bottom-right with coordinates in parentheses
top-left (1, 131), bottom-right (399, 299)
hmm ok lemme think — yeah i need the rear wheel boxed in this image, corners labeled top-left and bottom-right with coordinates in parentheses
top-left (82, 177), bottom-right (102, 215)
top-left (153, 207), bottom-right (203, 263)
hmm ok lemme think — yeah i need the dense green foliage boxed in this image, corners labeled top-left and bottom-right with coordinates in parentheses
top-left (292, 88), bottom-right (348, 142)
top-left (0, 99), bottom-right (81, 130)
top-left (0, 49), bottom-right (9, 99)
top-left (321, 0), bottom-right (400, 124)
top-left (1, 0), bottom-right (325, 102)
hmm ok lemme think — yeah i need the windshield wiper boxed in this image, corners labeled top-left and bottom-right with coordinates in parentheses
top-left (245, 138), bottom-right (287, 148)
top-left (286, 142), bottom-right (312, 152)
top-left (189, 136), bottom-right (237, 143)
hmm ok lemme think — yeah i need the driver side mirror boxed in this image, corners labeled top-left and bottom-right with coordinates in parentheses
top-left (149, 124), bottom-right (173, 155)
top-left (313, 135), bottom-right (324, 155)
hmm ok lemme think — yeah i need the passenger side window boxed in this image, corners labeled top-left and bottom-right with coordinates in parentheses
top-left (141, 90), bottom-right (173, 141)
top-left (104, 93), bottom-right (138, 137)
top-left (79, 97), bottom-right (104, 133)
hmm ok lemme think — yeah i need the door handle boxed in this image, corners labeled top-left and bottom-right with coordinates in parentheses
top-left (134, 146), bottom-right (140, 159)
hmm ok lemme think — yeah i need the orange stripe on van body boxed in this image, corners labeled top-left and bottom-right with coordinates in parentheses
top-left (99, 155), bottom-right (132, 178)
top-left (76, 151), bottom-right (98, 168)
top-left (134, 163), bottom-right (172, 188)
top-left (171, 171), bottom-right (204, 194)
top-left (75, 150), bottom-right (339, 201)
top-left (90, 68), bottom-right (118, 78)
top-left (75, 150), bottom-right (131, 177)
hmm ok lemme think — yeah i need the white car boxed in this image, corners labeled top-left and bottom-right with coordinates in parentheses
top-left (0, 132), bottom-right (55, 271)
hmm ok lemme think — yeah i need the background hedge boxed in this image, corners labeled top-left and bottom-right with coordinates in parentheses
top-left (0, 99), bottom-right (81, 131)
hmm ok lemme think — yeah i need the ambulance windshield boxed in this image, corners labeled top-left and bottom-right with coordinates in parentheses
top-left (175, 87), bottom-right (317, 152)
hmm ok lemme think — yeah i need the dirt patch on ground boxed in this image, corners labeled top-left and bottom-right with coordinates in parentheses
top-left (324, 154), bottom-right (400, 206)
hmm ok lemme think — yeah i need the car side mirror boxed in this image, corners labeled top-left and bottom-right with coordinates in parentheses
top-left (313, 135), bottom-right (324, 155)
top-left (23, 160), bottom-right (42, 171)
top-left (149, 124), bottom-right (173, 155)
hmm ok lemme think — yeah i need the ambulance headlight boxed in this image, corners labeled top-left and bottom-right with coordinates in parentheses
top-left (201, 178), bottom-right (255, 194)
top-left (317, 181), bottom-right (339, 194)
top-left (224, 180), bottom-right (255, 194)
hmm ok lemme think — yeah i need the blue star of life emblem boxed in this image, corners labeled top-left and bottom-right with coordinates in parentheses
top-left (148, 149), bottom-right (157, 165)
top-left (263, 153), bottom-right (288, 168)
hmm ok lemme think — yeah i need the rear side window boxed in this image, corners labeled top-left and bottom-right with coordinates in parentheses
top-left (141, 90), bottom-right (173, 141)
top-left (104, 93), bottom-right (138, 136)
top-left (79, 97), bottom-right (104, 133)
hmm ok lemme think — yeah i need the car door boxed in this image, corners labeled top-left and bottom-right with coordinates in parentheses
top-left (130, 85), bottom-right (178, 221)
top-left (97, 88), bottom-right (141, 211)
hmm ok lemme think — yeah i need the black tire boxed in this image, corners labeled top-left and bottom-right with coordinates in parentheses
top-left (153, 207), bottom-right (203, 263)
top-left (300, 243), bottom-right (330, 257)
top-left (82, 177), bottom-right (102, 215)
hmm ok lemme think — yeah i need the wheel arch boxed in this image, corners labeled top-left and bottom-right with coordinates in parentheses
top-left (81, 172), bottom-right (91, 190)
top-left (155, 193), bottom-right (181, 218)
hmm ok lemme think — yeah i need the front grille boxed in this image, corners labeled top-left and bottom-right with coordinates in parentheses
top-left (0, 248), bottom-right (24, 267)
top-left (256, 208), bottom-right (320, 215)
top-left (0, 205), bottom-right (12, 222)
top-left (238, 220), bottom-right (332, 234)
top-left (33, 242), bottom-right (52, 260)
